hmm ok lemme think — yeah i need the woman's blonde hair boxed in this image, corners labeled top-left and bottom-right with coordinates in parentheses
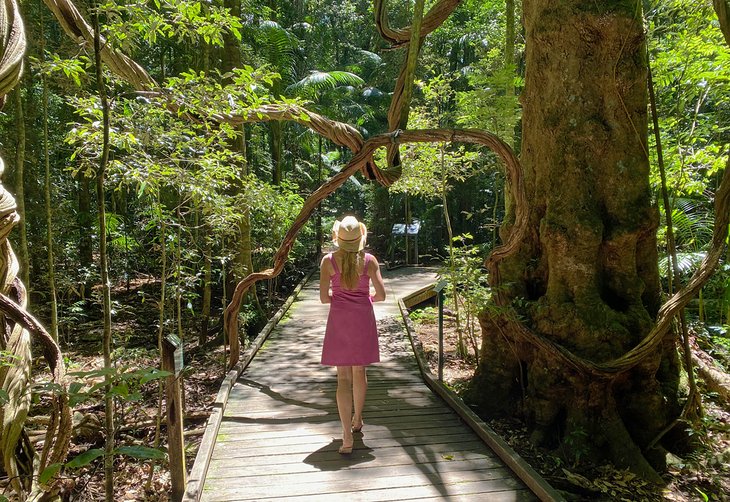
top-left (340, 249), bottom-right (365, 290)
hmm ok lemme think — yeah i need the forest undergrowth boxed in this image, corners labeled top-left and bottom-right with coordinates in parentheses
top-left (410, 308), bottom-right (730, 502)
top-left (19, 272), bottom-right (304, 501)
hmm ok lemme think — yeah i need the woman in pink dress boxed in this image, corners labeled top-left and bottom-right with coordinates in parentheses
top-left (320, 215), bottom-right (386, 454)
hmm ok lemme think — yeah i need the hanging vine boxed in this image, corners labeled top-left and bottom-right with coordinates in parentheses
top-left (0, 0), bottom-right (71, 498)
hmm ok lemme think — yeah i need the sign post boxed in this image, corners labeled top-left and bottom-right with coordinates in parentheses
top-left (162, 334), bottom-right (186, 501)
top-left (390, 220), bottom-right (421, 265)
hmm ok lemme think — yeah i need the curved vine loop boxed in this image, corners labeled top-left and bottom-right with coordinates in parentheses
top-left (375, 0), bottom-right (463, 183)
top-left (374, 0), bottom-right (463, 48)
top-left (41, 0), bottom-right (155, 88)
top-left (224, 129), bottom-right (527, 367)
top-left (0, 0), bottom-right (71, 497)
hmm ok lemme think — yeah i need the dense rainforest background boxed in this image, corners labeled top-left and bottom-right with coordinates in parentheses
top-left (0, 0), bottom-right (728, 500)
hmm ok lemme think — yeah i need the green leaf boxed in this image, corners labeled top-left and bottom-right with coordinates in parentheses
top-left (39, 463), bottom-right (63, 484)
top-left (66, 448), bottom-right (105, 469)
top-left (111, 382), bottom-right (130, 398)
top-left (139, 368), bottom-right (172, 385)
top-left (114, 445), bottom-right (167, 460)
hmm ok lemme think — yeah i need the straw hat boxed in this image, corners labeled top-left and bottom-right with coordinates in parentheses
top-left (332, 216), bottom-right (367, 253)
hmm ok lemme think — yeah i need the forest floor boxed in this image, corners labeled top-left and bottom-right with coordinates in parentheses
top-left (410, 308), bottom-right (730, 502)
top-left (21, 272), bottom-right (306, 501)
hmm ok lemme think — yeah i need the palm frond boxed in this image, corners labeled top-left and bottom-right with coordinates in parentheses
top-left (257, 21), bottom-right (298, 83)
top-left (669, 206), bottom-right (714, 250)
top-left (658, 251), bottom-right (707, 276)
top-left (286, 70), bottom-right (364, 97)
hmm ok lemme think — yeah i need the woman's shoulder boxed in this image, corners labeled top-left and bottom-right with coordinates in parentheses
top-left (320, 253), bottom-right (334, 268)
top-left (364, 252), bottom-right (380, 268)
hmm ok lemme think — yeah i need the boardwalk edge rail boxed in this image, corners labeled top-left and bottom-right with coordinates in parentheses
top-left (398, 291), bottom-right (566, 502)
top-left (183, 270), bottom-right (313, 502)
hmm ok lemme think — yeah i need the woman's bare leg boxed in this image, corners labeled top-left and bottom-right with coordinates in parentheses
top-left (336, 366), bottom-right (354, 450)
top-left (352, 366), bottom-right (367, 431)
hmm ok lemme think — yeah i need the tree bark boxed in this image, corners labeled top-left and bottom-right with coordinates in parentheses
top-left (471, 0), bottom-right (675, 480)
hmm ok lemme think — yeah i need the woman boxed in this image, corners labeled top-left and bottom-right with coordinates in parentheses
top-left (319, 215), bottom-right (386, 454)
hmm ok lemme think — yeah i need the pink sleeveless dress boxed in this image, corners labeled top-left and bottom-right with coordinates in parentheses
top-left (321, 253), bottom-right (380, 366)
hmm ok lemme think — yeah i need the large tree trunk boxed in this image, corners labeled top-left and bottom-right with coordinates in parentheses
top-left (471, 0), bottom-right (679, 480)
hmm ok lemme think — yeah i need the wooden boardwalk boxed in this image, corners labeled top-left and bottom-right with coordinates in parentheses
top-left (197, 267), bottom-right (540, 501)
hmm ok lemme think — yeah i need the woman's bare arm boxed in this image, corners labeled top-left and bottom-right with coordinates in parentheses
top-left (368, 256), bottom-right (386, 302)
top-left (319, 256), bottom-right (332, 304)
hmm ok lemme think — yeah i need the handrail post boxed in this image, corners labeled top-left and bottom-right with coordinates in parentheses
top-left (434, 280), bottom-right (447, 381)
top-left (163, 334), bottom-right (186, 502)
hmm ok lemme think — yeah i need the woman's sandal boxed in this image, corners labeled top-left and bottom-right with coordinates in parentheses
top-left (351, 419), bottom-right (363, 433)
top-left (338, 441), bottom-right (353, 454)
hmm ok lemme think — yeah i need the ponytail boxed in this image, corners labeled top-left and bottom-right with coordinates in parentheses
top-left (340, 250), bottom-right (365, 289)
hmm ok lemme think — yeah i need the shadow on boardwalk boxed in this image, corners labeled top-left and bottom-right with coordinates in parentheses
top-left (199, 267), bottom-right (536, 501)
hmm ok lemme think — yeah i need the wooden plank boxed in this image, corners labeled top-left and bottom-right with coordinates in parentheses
top-left (209, 464), bottom-right (514, 488)
top-left (204, 473), bottom-right (530, 501)
top-left (205, 467), bottom-right (518, 497)
top-left (211, 434), bottom-right (483, 459)
top-left (402, 283), bottom-right (438, 309)
top-left (211, 421), bottom-right (468, 440)
top-left (206, 455), bottom-right (505, 479)
top-left (226, 381), bottom-right (437, 397)
top-left (206, 442), bottom-right (494, 472)
top-left (223, 397), bottom-right (445, 414)
top-left (216, 410), bottom-right (460, 431)
top-left (257, 489), bottom-right (536, 502)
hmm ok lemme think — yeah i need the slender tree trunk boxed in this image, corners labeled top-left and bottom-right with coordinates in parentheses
top-left (176, 206), bottom-right (183, 344)
top-left (41, 41), bottom-right (59, 341)
top-left (505, 0), bottom-right (515, 77)
top-left (316, 134), bottom-right (323, 256)
top-left (92, 7), bottom-right (115, 498)
top-left (223, 0), bottom-right (259, 324)
top-left (200, 236), bottom-right (212, 345)
top-left (440, 151), bottom-right (464, 357)
top-left (78, 174), bottom-right (93, 297)
top-left (371, 186), bottom-right (391, 257)
top-left (147, 211), bottom-right (167, 490)
top-left (270, 121), bottom-right (283, 184)
top-left (13, 86), bottom-right (29, 289)
top-left (472, 0), bottom-right (675, 481)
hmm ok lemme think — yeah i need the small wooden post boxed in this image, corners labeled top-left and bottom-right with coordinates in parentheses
top-left (434, 280), bottom-right (448, 381)
top-left (162, 334), bottom-right (186, 502)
